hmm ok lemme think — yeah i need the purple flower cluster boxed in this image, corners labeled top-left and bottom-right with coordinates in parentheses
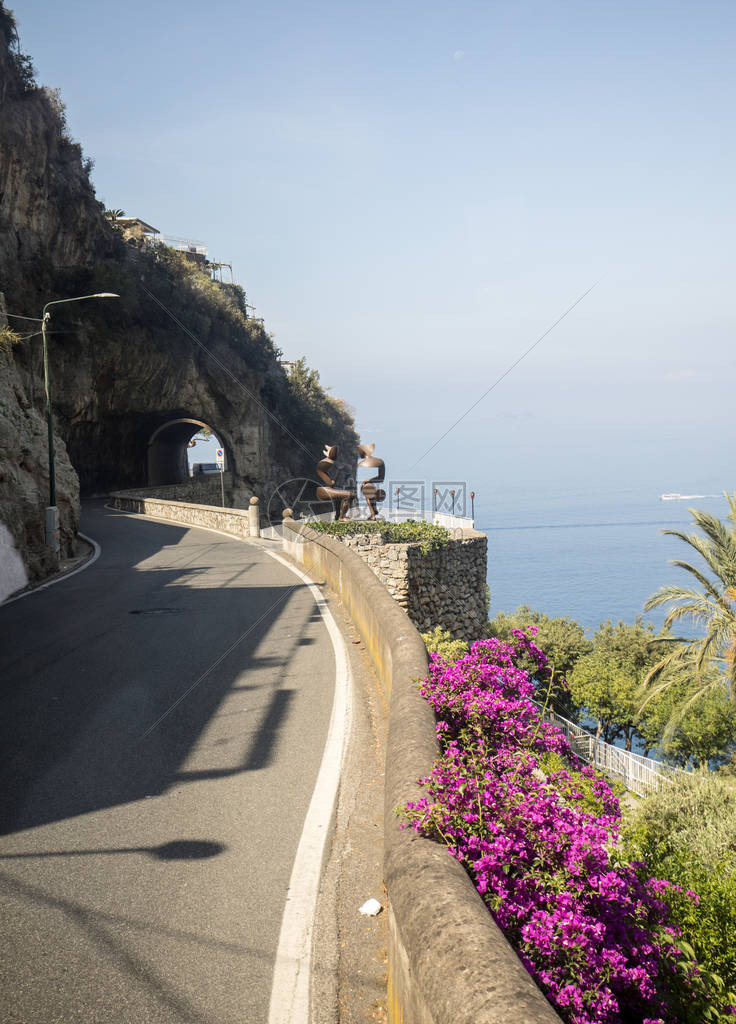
top-left (404, 631), bottom-right (724, 1024)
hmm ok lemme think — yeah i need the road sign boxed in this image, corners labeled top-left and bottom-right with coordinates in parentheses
top-left (215, 447), bottom-right (225, 507)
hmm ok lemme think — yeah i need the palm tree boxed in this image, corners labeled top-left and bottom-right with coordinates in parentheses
top-left (641, 492), bottom-right (736, 714)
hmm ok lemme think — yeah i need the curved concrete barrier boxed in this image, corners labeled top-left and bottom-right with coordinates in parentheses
top-left (281, 519), bottom-right (560, 1024)
top-left (108, 492), bottom-right (261, 538)
top-left (106, 495), bottom-right (560, 1024)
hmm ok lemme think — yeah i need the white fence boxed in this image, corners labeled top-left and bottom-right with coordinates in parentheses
top-left (537, 704), bottom-right (684, 798)
top-left (307, 506), bottom-right (475, 531)
top-left (153, 234), bottom-right (208, 257)
top-left (260, 506), bottom-right (475, 544)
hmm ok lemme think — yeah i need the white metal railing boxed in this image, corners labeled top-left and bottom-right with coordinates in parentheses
top-left (535, 703), bottom-right (685, 797)
top-left (304, 506), bottom-right (475, 531)
top-left (260, 507), bottom-right (475, 543)
top-left (152, 234), bottom-right (208, 257)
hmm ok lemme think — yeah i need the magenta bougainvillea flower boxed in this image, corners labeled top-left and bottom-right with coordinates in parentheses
top-left (404, 631), bottom-right (734, 1024)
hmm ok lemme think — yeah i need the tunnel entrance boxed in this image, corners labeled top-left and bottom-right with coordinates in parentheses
top-left (147, 418), bottom-right (226, 486)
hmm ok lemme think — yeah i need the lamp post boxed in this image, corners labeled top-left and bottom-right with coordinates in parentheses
top-left (42, 292), bottom-right (119, 552)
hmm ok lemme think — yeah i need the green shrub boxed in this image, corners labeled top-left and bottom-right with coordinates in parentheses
top-left (421, 626), bottom-right (468, 663)
top-left (620, 772), bottom-right (736, 993)
top-left (487, 606), bottom-right (591, 718)
top-left (308, 519), bottom-right (450, 555)
top-left (537, 750), bottom-right (627, 816)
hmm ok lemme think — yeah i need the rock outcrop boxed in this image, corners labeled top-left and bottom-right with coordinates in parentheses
top-left (0, 296), bottom-right (80, 585)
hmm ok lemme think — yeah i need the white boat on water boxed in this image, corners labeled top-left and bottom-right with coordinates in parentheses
top-left (660, 493), bottom-right (711, 501)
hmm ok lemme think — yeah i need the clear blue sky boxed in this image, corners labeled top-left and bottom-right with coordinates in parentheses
top-left (14, 0), bottom-right (736, 499)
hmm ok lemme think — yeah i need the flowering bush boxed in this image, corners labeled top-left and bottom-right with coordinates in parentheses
top-left (403, 631), bottom-right (736, 1024)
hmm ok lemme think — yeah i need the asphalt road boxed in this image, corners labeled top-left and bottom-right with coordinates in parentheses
top-left (0, 501), bottom-right (337, 1024)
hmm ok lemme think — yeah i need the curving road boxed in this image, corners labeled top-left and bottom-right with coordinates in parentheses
top-left (0, 501), bottom-right (342, 1023)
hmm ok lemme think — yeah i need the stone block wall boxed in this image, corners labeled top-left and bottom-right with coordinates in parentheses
top-left (114, 475), bottom-right (233, 505)
top-left (338, 529), bottom-right (488, 639)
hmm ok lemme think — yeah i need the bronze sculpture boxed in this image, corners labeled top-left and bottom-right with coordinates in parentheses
top-left (357, 442), bottom-right (386, 520)
top-left (316, 445), bottom-right (355, 520)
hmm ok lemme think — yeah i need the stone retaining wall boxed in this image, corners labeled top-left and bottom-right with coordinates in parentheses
top-left (332, 529), bottom-right (488, 639)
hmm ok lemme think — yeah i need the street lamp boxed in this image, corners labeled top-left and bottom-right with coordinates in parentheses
top-left (42, 292), bottom-right (119, 552)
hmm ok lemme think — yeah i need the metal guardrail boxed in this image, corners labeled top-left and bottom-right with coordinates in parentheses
top-left (260, 507), bottom-right (476, 543)
top-left (381, 507), bottom-right (475, 530)
top-left (305, 507), bottom-right (475, 531)
top-left (536, 704), bottom-right (685, 797)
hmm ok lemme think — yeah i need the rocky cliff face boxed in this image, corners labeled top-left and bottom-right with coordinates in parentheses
top-left (0, 19), bottom-right (98, 587)
top-left (0, 296), bottom-right (80, 584)
top-left (0, 10), bottom-right (356, 593)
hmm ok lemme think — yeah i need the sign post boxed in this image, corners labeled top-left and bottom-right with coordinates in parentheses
top-left (215, 447), bottom-right (225, 507)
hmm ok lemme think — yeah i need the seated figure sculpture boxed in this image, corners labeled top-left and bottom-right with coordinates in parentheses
top-left (357, 443), bottom-right (386, 520)
top-left (316, 445), bottom-right (355, 521)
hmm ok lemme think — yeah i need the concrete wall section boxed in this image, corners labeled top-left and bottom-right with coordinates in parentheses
top-left (109, 493), bottom-right (254, 539)
top-left (282, 520), bottom-right (560, 1024)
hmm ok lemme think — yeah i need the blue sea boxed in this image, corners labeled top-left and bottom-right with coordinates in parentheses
top-left (476, 489), bottom-right (729, 635)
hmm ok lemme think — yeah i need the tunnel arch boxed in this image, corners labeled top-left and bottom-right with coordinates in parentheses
top-left (147, 417), bottom-right (228, 486)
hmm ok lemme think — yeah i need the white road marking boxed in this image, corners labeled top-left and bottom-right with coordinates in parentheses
top-left (103, 504), bottom-right (353, 1022)
top-left (1, 532), bottom-right (102, 606)
top-left (263, 548), bottom-right (352, 1024)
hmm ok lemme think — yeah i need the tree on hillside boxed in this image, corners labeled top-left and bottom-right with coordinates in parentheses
top-left (281, 356), bottom-right (355, 453)
top-left (643, 492), bottom-right (736, 716)
top-left (487, 606), bottom-right (591, 716)
top-left (569, 620), bottom-right (669, 750)
top-left (638, 671), bottom-right (736, 768)
top-left (0, 3), bottom-right (36, 90)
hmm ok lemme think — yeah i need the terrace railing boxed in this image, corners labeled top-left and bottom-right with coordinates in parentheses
top-left (536, 704), bottom-right (685, 798)
top-left (308, 506), bottom-right (475, 531)
top-left (260, 506), bottom-right (476, 544)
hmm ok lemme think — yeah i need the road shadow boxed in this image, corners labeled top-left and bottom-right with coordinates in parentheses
top-left (0, 503), bottom-right (332, 835)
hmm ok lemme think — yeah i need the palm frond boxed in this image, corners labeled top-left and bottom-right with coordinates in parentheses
top-left (643, 496), bottom-right (736, 716)
top-left (668, 561), bottom-right (727, 604)
top-left (638, 641), bottom-right (698, 706)
top-left (645, 588), bottom-right (725, 633)
top-left (663, 525), bottom-right (736, 588)
top-left (644, 585), bottom-right (706, 612)
top-left (660, 672), bottom-right (732, 743)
